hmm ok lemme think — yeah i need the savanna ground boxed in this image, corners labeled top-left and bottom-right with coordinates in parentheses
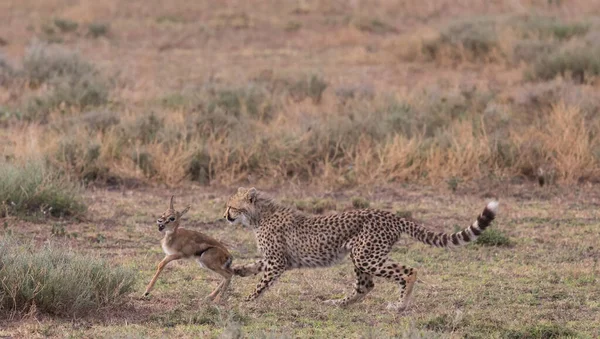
top-left (1, 0), bottom-right (600, 337)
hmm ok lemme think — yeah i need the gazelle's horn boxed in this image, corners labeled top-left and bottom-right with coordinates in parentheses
top-left (170, 195), bottom-right (175, 209)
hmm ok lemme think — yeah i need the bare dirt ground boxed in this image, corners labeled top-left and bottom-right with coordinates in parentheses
top-left (2, 182), bottom-right (599, 338)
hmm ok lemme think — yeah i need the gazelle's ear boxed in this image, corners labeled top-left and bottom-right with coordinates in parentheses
top-left (180, 206), bottom-right (190, 216)
top-left (237, 187), bottom-right (246, 193)
top-left (170, 195), bottom-right (175, 210)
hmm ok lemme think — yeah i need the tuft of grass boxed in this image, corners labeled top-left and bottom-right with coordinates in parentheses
top-left (186, 149), bottom-right (212, 185)
top-left (53, 18), bottom-right (78, 33)
top-left (0, 237), bottom-right (137, 317)
top-left (286, 74), bottom-right (328, 104)
top-left (395, 210), bottom-right (413, 219)
top-left (475, 228), bottom-right (513, 247)
top-left (527, 47), bottom-right (600, 83)
top-left (502, 323), bottom-right (579, 338)
top-left (87, 22), bottom-right (110, 38)
top-left (354, 17), bottom-right (396, 35)
top-left (351, 196), bottom-right (370, 209)
top-left (0, 161), bottom-right (86, 219)
top-left (291, 198), bottom-right (337, 214)
top-left (284, 20), bottom-right (302, 32)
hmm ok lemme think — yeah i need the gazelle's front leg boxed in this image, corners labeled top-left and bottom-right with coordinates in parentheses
top-left (244, 258), bottom-right (286, 301)
top-left (232, 259), bottom-right (267, 277)
top-left (144, 254), bottom-right (182, 296)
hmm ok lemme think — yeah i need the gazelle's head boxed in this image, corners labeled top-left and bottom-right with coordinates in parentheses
top-left (156, 196), bottom-right (190, 233)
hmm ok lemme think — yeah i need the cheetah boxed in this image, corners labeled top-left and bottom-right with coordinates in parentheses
top-left (224, 187), bottom-right (498, 311)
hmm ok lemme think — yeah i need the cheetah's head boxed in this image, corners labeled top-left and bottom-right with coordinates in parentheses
top-left (223, 187), bottom-right (258, 227)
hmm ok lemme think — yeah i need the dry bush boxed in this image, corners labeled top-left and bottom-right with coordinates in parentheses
top-left (511, 103), bottom-right (600, 183)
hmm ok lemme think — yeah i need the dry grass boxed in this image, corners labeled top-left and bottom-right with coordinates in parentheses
top-left (0, 1), bottom-right (600, 188)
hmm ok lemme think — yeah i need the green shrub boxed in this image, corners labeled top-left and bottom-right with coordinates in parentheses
top-left (0, 161), bottom-right (86, 219)
top-left (23, 42), bottom-right (96, 86)
top-left (527, 47), bottom-right (600, 83)
top-left (22, 42), bottom-right (110, 120)
top-left (0, 53), bottom-right (16, 87)
top-left (0, 237), bottom-right (137, 317)
top-left (513, 15), bottom-right (590, 40)
top-left (424, 17), bottom-right (500, 61)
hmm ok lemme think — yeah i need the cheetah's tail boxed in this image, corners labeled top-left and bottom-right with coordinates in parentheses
top-left (404, 201), bottom-right (499, 248)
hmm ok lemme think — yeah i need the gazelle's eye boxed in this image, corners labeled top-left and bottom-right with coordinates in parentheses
top-left (169, 216), bottom-right (176, 222)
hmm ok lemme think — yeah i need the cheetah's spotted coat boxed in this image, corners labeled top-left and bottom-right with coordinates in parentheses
top-left (224, 187), bottom-right (498, 311)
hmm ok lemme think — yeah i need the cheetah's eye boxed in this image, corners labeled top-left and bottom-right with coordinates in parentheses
top-left (169, 216), bottom-right (176, 222)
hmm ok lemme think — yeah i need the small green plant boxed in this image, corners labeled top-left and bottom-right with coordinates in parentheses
top-left (475, 228), bottom-right (513, 247)
top-left (447, 176), bottom-right (462, 192)
top-left (351, 197), bottom-right (370, 209)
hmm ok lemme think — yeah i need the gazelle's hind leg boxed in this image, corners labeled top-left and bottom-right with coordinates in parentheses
top-left (206, 280), bottom-right (225, 301)
top-left (212, 276), bottom-right (231, 304)
top-left (198, 249), bottom-right (233, 304)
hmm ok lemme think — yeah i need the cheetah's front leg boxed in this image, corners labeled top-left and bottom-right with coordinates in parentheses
top-left (243, 259), bottom-right (286, 301)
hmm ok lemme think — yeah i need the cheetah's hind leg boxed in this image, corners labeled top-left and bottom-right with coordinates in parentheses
top-left (324, 267), bottom-right (374, 307)
top-left (385, 266), bottom-right (417, 312)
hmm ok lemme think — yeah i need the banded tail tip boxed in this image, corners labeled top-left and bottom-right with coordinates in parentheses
top-left (486, 201), bottom-right (499, 215)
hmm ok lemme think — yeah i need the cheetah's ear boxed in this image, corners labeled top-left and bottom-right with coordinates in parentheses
top-left (237, 187), bottom-right (246, 193)
top-left (247, 187), bottom-right (257, 203)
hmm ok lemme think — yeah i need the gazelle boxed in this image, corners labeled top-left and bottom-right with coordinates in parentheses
top-left (144, 196), bottom-right (233, 303)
